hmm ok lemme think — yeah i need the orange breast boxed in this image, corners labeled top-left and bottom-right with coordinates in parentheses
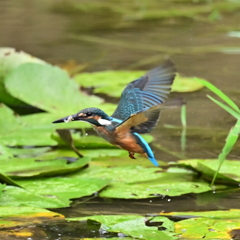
top-left (113, 131), bottom-right (145, 154)
top-left (92, 126), bottom-right (145, 154)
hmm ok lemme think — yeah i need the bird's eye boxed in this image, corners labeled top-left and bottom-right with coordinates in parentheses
top-left (86, 112), bottom-right (92, 117)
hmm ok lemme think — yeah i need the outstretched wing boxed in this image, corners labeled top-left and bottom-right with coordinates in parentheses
top-left (114, 99), bottom-right (184, 134)
top-left (111, 60), bottom-right (176, 133)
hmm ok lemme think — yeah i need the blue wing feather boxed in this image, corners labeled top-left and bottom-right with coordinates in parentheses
top-left (111, 60), bottom-right (176, 134)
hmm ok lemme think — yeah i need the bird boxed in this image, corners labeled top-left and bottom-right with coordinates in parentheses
top-left (53, 60), bottom-right (181, 167)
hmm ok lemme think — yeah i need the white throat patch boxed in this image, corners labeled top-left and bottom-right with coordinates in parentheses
top-left (98, 118), bottom-right (112, 126)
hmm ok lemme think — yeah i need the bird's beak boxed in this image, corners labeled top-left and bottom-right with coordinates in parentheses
top-left (52, 113), bottom-right (82, 124)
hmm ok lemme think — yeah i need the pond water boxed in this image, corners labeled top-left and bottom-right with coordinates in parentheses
top-left (0, 0), bottom-right (240, 239)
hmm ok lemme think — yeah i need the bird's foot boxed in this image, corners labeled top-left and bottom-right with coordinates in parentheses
top-left (129, 152), bottom-right (136, 159)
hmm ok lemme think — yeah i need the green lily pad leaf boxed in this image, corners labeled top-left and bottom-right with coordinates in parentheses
top-left (82, 238), bottom-right (134, 240)
top-left (1, 156), bottom-right (90, 178)
top-left (175, 216), bottom-right (240, 239)
top-left (161, 209), bottom-right (240, 219)
top-left (68, 215), bottom-right (176, 240)
top-left (176, 159), bottom-right (240, 185)
top-left (99, 171), bottom-right (212, 199)
top-left (0, 144), bottom-right (13, 159)
top-left (0, 186), bottom-right (70, 208)
top-left (74, 70), bottom-right (144, 98)
top-left (0, 183), bottom-right (5, 198)
top-left (4, 63), bottom-right (103, 113)
top-left (0, 172), bottom-right (22, 187)
top-left (171, 75), bottom-right (205, 92)
top-left (92, 155), bottom-right (166, 167)
top-left (2, 126), bottom-right (57, 146)
top-left (74, 70), bottom-right (205, 98)
top-left (0, 206), bottom-right (64, 229)
top-left (9, 147), bottom-right (51, 158)
top-left (70, 166), bottom-right (163, 183)
top-left (0, 104), bottom-right (22, 132)
top-left (0, 104), bottom-right (57, 146)
top-left (0, 48), bottom-right (46, 106)
top-left (18, 177), bottom-right (110, 202)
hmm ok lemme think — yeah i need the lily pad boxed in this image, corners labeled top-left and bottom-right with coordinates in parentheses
top-left (74, 70), bottom-right (205, 98)
top-left (176, 159), bottom-right (240, 185)
top-left (0, 183), bottom-right (4, 198)
top-left (0, 156), bottom-right (90, 178)
top-left (0, 186), bottom-right (70, 208)
top-left (0, 172), bottom-right (22, 187)
top-left (67, 215), bottom-right (176, 240)
top-left (171, 75), bottom-right (204, 92)
top-left (161, 209), bottom-right (240, 219)
top-left (70, 165), bottom-right (163, 183)
top-left (174, 214), bottom-right (240, 239)
top-left (0, 48), bottom-right (46, 107)
top-left (99, 171), bottom-right (212, 199)
top-left (0, 104), bottom-right (57, 146)
top-left (18, 177), bottom-right (110, 203)
top-left (4, 63), bottom-right (103, 113)
top-left (0, 206), bottom-right (64, 229)
top-left (0, 144), bottom-right (13, 159)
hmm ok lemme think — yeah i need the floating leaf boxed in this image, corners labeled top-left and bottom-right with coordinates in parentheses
top-left (75, 70), bottom-right (144, 98)
top-left (0, 183), bottom-right (4, 198)
top-left (99, 171), bottom-right (212, 199)
top-left (0, 144), bottom-right (13, 159)
top-left (173, 213), bottom-right (240, 239)
top-left (176, 159), bottom-right (240, 185)
top-left (18, 177), bottom-right (110, 203)
top-left (0, 104), bottom-right (57, 146)
top-left (0, 173), bottom-right (22, 187)
top-left (161, 209), bottom-right (240, 219)
top-left (4, 63), bottom-right (103, 113)
top-left (68, 215), bottom-right (176, 240)
top-left (0, 156), bottom-right (90, 177)
top-left (0, 186), bottom-right (70, 208)
top-left (0, 48), bottom-right (46, 107)
top-left (74, 71), bottom-right (205, 98)
top-left (160, 209), bottom-right (240, 239)
top-left (70, 165), bottom-right (163, 183)
top-left (0, 206), bottom-right (64, 229)
top-left (171, 75), bottom-right (204, 92)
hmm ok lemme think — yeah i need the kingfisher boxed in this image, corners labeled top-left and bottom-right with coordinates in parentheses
top-left (53, 60), bottom-right (180, 166)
